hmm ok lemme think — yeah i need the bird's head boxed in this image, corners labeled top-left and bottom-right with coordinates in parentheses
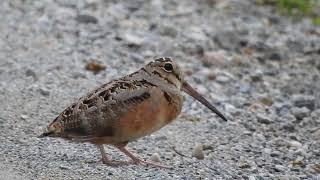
top-left (145, 57), bottom-right (227, 121)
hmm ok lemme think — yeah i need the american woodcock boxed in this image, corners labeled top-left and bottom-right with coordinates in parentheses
top-left (40, 57), bottom-right (227, 168)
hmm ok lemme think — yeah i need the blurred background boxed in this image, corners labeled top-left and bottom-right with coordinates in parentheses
top-left (0, 0), bottom-right (319, 179)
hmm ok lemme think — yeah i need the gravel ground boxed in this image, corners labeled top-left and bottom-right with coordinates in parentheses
top-left (0, 0), bottom-right (320, 179)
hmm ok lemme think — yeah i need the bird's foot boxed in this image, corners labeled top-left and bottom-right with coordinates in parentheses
top-left (114, 144), bottom-right (171, 169)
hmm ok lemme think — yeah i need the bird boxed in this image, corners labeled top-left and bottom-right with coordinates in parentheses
top-left (39, 57), bottom-right (227, 168)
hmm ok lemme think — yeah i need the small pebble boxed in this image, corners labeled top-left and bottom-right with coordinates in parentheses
top-left (150, 153), bottom-right (161, 163)
top-left (274, 164), bottom-right (285, 172)
top-left (274, 103), bottom-right (291, 116)
top-left (250, 70), bottom-right (263, 82)
top-left (239, 84), bottom-right (251, 93)
top-left (270, 151), bottom-right (281, 157)
top-left (290, 159), bottom-right (304, 166)
top-left (37, 15), bottom-right (51, 30)
top-left (214, 31), bottom-right (244, 51)
top-left (192, 144), bottom-right (204, 160)
top-left (263, 148), bottom-right (271, 154)
top-left (281, 123), bottom-right (295, 132)
top-left (238, 161), bottom-right (251, 169)
top-left (25, 69), bottom-right (37, 80)
top-left (71, 72), bottom-right (86, 79)
top-left (76, 14), bottom-right (98, 24)
top-left (291, 107), bottom-right (310, 121)
top-left (20, 114), bottom-right (29, 120)
top-left (312, 128), bottom-right (320, 140)
top-left (85, 60), bottom-right (106, 74)
top-left (203, 144), bottom-right (213, 150)
top-left (289, 140), bottom-right (302, 149)
top-left (207, 73), bottom-right (216, 81)
top-left (259, 97), bottom-right (273, 106)
top-left (38, 87), bottom-right (50, 96)
top-left (123, 33), bottom-right (144, 47)
top-left (158, 24), bottom-right (178, 37)
top-left (59, 165), bottom-right (70, 170)
top-left (267, 51), bottom-right (286, 61)
top-left (181, 43), bottom-right (204, 55)
top-left (201, 51), bottom-right (227, 67)
top-left (216, 75), bottom-right (230, 84)
top-left (184, 27), bottom-right (207, 41)
top-left (242, 47), bottom-right (253, 55)
top-left (292, 94), bottom-right (315, 111)
top-left (256, 113), bottom-right (273, 124)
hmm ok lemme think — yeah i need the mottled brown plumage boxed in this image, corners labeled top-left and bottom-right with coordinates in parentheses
top-left (40, 57), bottom-right (227, 168)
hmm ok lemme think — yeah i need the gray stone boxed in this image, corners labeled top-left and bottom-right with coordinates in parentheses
top-left (184, 27), bottom-right (207, 41)
top-left (312, 128), bottom-right (320, 140)
top-left (239, 84), bottom-right (251, 93)
top-left (286, 39), bottom-right (304, 53)
top-left (265, 50), bottom-right (288, 61)
top-left (122, 32), bottom-right (144, 47)
top-left (25, 69), bottom-right (37, 80)
top-left (250, 41), bottom-right (272, 52)
top-left (281, 123), bottom-right (295, 132)
top-left (256, 114), bottom-right (273, 124)
top-left (274, 103), bottom-right (291, 117)
top-left (201, 51), bottom-right (227, 67)
top-left (274, 164), bottom-right (285, 172)
top-left (20, 114), bottom-right (29, 120)
top-left (37, 15), bottom-right (52, 31)
top-left (289, 140), bottom-right (303, 149)
top-left (214, 31), bottom-right (246, 51)
top-left (192, 144), bottom-right (204, 160)
top-left (250, 70), bottom-right (264, 82)
top-left (38, 87), bottom-right (50, 96)
top-left (158, 24), bottom-right (178, 37)
top-left (238, 161), bottom-right (251, 169)
top-left (291, 107), bottom-right (310, 121)
top-left (76, 14), bottom-right (98, 24)
top-left (216, 75), bottom-right (230, 84)
top-left (180, 43), bottom-right (204, 55)
top-left (292, 94), bottom-right (316, 111)
top-left (270, 151), bottom-right (281, 157)
top-left (150, 153), bottom-right (161, 163)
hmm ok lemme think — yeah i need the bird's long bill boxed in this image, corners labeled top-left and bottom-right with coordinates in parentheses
top-left (181, 82), bottom-right (228, 121)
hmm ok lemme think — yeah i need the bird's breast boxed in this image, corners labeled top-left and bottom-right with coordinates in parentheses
top-left (112, 88), bottom-right (182, 142)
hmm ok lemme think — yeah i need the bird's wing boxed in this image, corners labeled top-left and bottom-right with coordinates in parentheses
top-left (43, 77), bottom-right (155, 141)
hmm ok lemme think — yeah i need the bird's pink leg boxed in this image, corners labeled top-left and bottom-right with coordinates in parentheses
top-left (97, 145), bottom-right (130, 166)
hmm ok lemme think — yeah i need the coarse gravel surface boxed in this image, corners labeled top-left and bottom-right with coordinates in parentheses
top-left (0, 0), bottom-right (320, 179)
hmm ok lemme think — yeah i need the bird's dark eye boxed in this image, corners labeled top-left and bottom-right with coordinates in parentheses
top-left (163, 63), bottom-right (173, 72)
